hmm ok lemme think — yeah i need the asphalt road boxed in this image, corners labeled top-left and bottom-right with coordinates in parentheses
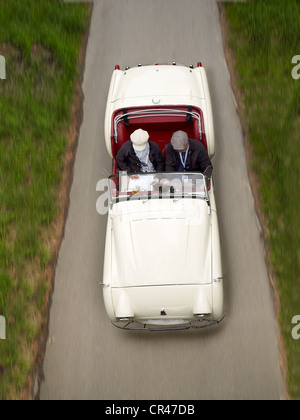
top-left (39, 0), bottom-right (286, 400)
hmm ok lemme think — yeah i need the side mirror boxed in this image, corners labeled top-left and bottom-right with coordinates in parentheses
top-left (203, 166), bottom-right (213, 191)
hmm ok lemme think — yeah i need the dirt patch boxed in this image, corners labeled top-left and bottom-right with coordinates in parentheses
top-left (26, 4), bottom-right (93, 401)
top-left (217, 3), bottom-right (289, 400)
top-left (31, 44), bottom-right (54, 67)
top-left (0, 43), bottom-right (23, 65)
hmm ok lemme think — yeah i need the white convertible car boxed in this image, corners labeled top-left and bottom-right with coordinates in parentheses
top-left (102, 62), bottom-right (224, 330)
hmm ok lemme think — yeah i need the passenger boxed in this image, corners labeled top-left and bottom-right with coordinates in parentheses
top-left (165, 130), bottom-right (213, 178)
top-left (116, 128), bottom-right (165, 176)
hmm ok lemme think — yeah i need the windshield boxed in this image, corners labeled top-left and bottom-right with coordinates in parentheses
top-left (108, 172), bottom-right (209, 204)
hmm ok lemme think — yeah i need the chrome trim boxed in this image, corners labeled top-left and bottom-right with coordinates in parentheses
top-left (116, 317), bottom-right (134, 322)
top-left (98, 282), bottom-right (111, 288)
top-left (194, 313), bottom-right (211, 318)
top-left (111, 315), bottom-right (225, 331)
top-left (114, 108), bottom-right (202, 143)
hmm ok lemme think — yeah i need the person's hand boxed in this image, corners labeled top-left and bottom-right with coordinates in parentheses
top-left (161, 179), bottom-right (170, 187)
top-left (130, 174), bottom-right (139, 179)
top-left (151, 177), bottom-right (159, 185)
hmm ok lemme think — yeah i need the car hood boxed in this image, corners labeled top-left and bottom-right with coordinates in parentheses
top-left (111, 200), bottom-right (211, 287)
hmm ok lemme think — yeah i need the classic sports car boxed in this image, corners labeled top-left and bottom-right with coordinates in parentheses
top-left (101, 62), bottom-right (224, 330)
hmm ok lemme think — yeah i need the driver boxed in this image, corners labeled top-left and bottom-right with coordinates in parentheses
top-left (165, 130), bottom-right (213, 178)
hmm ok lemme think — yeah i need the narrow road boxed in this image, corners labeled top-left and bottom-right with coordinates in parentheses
top-left (40, 0), bottom-right (286, 400)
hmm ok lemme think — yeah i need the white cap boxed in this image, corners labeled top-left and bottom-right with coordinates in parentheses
top-left (130, 129), bottom-right (149, 151)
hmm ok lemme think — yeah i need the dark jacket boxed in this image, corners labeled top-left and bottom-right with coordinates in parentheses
top-left (116, 141), bottom-right (165, 173)
top-left (165, 139), bottom-right (213, 175)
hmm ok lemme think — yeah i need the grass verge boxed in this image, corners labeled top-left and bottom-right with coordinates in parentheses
top-left (223, 0), bottom-right (300, 400)
top-left (0, 0), bottom-right (91, 399)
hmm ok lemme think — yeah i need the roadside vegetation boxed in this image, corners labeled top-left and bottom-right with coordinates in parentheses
top-left (224, 0), bottom-right (300, 399)
top-left (0, 0), bottom-right (90, 399)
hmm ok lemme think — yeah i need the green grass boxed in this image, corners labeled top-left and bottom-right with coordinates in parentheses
top-left (224, 0), bottom-right (300, 399)
top-left (0, 0), bottom-right (90, 399)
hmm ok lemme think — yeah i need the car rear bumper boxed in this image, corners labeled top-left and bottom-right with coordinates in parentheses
top-left (103, 283), bottom-right (224, 331)
top-left (111, 315), bottom-right (225, 331)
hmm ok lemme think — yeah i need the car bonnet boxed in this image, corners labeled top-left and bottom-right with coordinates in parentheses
top-left (110, 200), bottom-right (212, 288)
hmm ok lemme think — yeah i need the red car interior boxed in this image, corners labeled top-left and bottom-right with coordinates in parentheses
top-left (110, 105), bottom-right (207, 174)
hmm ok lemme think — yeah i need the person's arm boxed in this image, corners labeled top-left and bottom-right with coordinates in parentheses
top-left (116, 144), bottom-right (131, 172)
top-left (198, 144), bottom-right (213, 176)
top-left (203, 164), bottom-right (213, 179)
top-left (165, 144), bottom-right (177, 171)
top-left (151, 143), bottom-right (165, 172)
